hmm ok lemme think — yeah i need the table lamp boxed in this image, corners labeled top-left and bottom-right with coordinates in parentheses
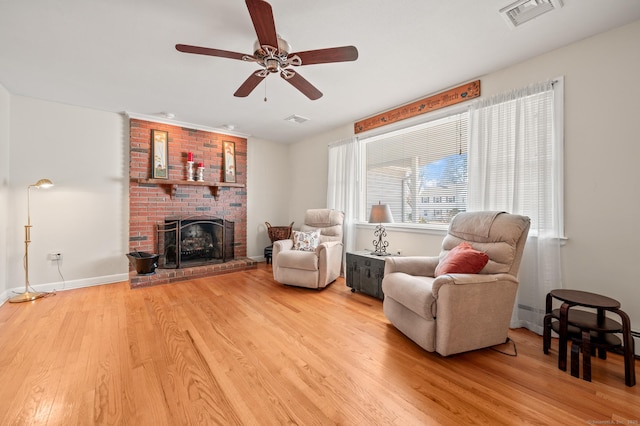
top-left (369, 202), bottom-right (394, 256)
top-left (9, 178), bottom-right (54, 303)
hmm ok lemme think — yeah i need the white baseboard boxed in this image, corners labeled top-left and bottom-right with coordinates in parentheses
top-left (0, 273), bottom-right (129, 306)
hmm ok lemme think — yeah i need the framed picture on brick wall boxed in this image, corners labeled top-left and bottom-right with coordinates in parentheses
top-left (151, 130), bottom-right (169, 179)
top-left (223, 141), bottom-right (236, 183)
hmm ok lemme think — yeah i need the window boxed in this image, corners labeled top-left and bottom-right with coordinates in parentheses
top-left (362, 111), bottom-right (468, 226)
top-left (360, 79), bottom-right (561, 233)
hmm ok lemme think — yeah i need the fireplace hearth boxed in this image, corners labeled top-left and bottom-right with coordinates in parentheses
top-left (159, 217), bottom-right (234, 268)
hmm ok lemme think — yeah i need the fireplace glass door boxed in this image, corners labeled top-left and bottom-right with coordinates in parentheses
top-left (159, 217), bottom-right (234, 268)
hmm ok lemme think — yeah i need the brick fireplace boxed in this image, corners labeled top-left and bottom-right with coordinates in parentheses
top-left (128, 118), bottom-right (256, 287)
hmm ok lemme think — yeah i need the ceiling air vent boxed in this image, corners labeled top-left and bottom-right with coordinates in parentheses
top-left (284, 114), bottom-right (310, 124)
top-left (500, 0), bottom-right (563, 28)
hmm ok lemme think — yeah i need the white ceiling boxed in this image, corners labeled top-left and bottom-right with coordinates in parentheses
top-left (1, 0), bottom-right (640, 143)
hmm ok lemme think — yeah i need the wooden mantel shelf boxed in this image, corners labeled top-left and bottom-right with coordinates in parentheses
top-left (131, 178), bottom-right (244, 200)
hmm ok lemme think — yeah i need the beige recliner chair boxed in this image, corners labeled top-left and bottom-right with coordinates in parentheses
top-left (382, 211), bottom-right (530, 356)
top-left (272, 209), bottom-right (344, 289)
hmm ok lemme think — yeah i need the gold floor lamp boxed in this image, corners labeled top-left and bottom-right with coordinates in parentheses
top-left (9, 178), bottom-right (54, 303)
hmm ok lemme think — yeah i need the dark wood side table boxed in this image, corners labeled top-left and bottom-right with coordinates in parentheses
top-left (543, 289), bottom-right (635, 387)
top-left (346, 251), bottom-right (392, 300)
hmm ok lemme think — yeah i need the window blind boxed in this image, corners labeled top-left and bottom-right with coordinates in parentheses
top-left (362, 112), bottom-right (468, 225)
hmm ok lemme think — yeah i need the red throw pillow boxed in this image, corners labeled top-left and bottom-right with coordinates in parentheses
top-left (434, 242), bottom-right (489, 277)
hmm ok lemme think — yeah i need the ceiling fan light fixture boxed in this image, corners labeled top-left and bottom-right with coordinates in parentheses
top-left (500, 0), bottom-right (563, 28)
top-left (265, 58), bottom-right (280, 73)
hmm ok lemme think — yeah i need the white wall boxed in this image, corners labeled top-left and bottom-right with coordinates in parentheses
top-left (476, 20), bottom-right (640, 325)
top-left (289, 20), bottom-right (640, 330)
top-left (0, 84), bottom-right (10, 296)
top-left (5, 97), bottom-right (128, 298)
top-left (287, 124), bottom-right (353, 228)
top-left (246, 137), bottom-right (291, 258)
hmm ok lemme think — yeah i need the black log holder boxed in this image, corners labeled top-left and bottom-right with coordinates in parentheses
top-left (126, 251), bottom-right (159, 275)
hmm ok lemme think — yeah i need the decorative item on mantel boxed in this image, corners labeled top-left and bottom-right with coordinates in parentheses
top-left (196, 162), bottom-right (204, 182)
top-left (186, 151), bottom-right (195, 181)
top-left (152, 130), bottom-right (169, 179)
top-left (223, 141), bottom-right (237, 183)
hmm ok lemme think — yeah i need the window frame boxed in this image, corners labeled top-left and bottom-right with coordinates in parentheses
top-left (357, 104), bottom-right (470, 232)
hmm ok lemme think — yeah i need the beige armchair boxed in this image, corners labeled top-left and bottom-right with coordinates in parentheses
top-left (272, 209), bottom-right (344, 289)
top-left (382, 211), bottom-right (530, 356)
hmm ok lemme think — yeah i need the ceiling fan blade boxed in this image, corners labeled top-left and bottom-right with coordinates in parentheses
top-left (290, 46), bottom-right (358, 66)
top-left (176, 44), bottom-right (248, 61)
top-left (281, 72), bottom-right (323, 100)
top-left (234, 72), bottom-right (265, 97)
top-left (246, 0), bottom-right (278, 49)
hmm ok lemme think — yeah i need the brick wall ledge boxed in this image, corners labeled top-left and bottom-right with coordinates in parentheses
top-left (129, 257), bottom-right (258, 288)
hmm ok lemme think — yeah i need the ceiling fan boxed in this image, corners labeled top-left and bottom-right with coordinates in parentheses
top-left (176, 0), bottom-right (358, 100)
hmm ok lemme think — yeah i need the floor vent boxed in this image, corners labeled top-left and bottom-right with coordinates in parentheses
top-left (500, 0), bottom-right (563, 28)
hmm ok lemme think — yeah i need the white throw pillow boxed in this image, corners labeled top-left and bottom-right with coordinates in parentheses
top-left (292, 230), bottom-right (320, 251)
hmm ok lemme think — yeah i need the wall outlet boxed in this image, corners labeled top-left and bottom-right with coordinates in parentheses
top-left (49, 252), bottom-right (62, 261)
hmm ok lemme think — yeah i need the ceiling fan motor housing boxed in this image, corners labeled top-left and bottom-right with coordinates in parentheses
top-left (253, 37), bottom-right (290, 58)
top-left (253, 36), bottom-right (291, 72)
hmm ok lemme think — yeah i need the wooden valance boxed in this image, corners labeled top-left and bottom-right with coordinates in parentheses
top-left (354, 80), bottom-right (480, 134)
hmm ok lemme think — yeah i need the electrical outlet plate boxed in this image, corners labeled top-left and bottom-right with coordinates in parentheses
top-left (48, 252), bottom-right (62, 261)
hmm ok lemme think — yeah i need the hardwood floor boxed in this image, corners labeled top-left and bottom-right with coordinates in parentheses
top-left (0, 263), bottom-right (638, 425)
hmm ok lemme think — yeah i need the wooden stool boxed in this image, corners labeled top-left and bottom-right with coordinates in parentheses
top-left (543, 289), bottom-right (636, 387)
top-left (550, 319), bottom-right (623, 381)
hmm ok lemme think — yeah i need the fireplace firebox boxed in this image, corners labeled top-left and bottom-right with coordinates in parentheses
top-left (158, 217), bottom-right (234, 268)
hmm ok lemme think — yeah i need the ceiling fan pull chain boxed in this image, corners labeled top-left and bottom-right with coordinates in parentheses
top-left (264, 78), bottom-right (268, 102)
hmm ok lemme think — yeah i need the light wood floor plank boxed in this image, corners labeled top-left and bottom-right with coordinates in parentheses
top-left (0, 263), bottom-right (638, 425)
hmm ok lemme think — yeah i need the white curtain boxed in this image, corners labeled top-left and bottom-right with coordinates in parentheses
top-left (468, 79), bottom-right (564, 334)
top-left (327, 137), bottom-right (359, 265)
